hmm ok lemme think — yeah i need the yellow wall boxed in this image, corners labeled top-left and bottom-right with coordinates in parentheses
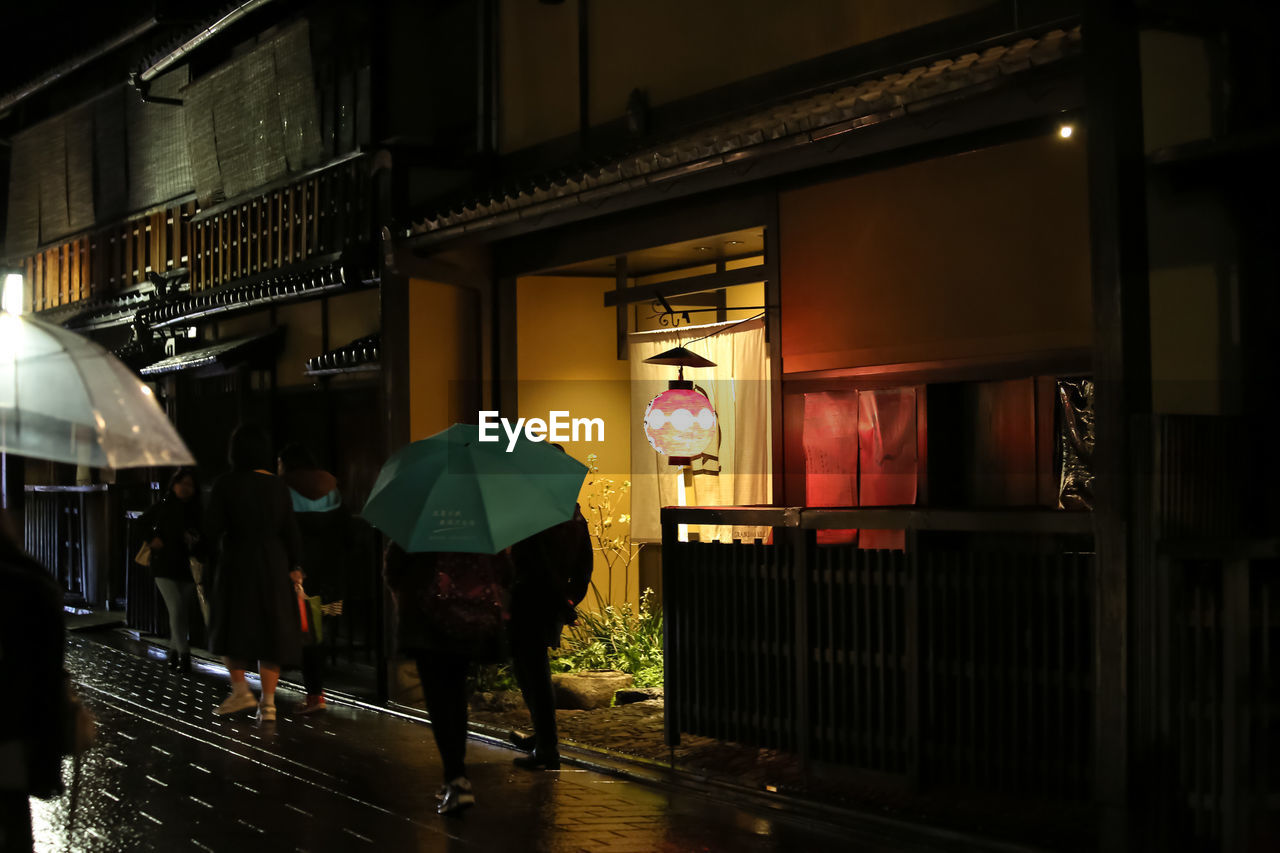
top-left (500, 0), bottom-right (579, 155)
top-left (408, 278), bottom-right (474, 441)
top-left (779, 133), bottom-right (1092, 373)
top-left (500, 0), bottom-right (994, 153)
top-left (328, 290), bottom-right (381, 354)
top-left (1140, 32), bottom-right (1227, 414)
top-left (215, 311), bottom-right (272, 340)
top-left (517, 275), bottom-right (635, 606)
top-left (275, 300), bottom-right (323, 387)
top-left (1149, 265), bottom-right (1220, 414)
top-left (217, 290), bottom-right (381, 388)
top-left (1140, 30), bottom-right (1215, 154)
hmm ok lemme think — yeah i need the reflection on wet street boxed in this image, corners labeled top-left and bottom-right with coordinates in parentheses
top-left (31, 633), bottom-right (960, 852)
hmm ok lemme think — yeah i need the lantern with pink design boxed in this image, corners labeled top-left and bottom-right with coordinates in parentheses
top-left (641, 345), bottom-right (718, 466)
top-left (643, 385), bottom-right (717, 464)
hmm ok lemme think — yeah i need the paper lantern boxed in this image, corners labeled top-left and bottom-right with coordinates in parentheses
top-left (643, 386), bottom-right (716, 464)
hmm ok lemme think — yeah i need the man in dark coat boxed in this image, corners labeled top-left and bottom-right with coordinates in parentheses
top-left (0, 528), bottom-right (66, 852)
top-left (507, 506), bottom-right (591, 771)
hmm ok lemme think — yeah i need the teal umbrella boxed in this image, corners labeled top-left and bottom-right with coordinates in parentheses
top-left (361, 422), bottom-right (589, 553)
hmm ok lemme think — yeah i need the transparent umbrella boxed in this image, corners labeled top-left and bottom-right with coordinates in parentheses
top-left (0, 312), bottom-right (194, 468)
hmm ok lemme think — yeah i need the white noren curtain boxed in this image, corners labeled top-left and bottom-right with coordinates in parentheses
top-left (628, 318), bottom-right (771, 543)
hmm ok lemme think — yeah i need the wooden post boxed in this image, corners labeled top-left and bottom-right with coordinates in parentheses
top-left (1083, 0), bottom-right (1153, 842)
top-left (763, 197), bottom-right (784, 504)
top-left (791, 525), bottom-right (812, 767)
top-left (615, 256), bottom-right (628, 360)
top-left (905, 525), bottom-right (921, 790)
top-left (661, 516), bottom-right (681, 750)
top-left (1220, 558), bottom-right (1250, 853)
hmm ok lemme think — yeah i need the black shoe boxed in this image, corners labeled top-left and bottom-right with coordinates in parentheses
top-left (512, 750), bottom-right (560, 771)
top-left (166, 650), bottom-right (179, 670)
top-left (508, 730), bottom-right (537, 751)
top-left (178, 653), bottom-right (191, 672)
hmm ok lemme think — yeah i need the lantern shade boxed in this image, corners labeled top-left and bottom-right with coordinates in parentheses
top-left (641, 346), bottom-right (717, 368)
top-left (643, 387), bottom-right (717, 462)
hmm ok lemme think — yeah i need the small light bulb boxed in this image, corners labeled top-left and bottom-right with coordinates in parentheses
top-left (1059, 124), bottom-right (1074, 139)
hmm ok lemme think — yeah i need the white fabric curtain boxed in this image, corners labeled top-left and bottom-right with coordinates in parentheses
top-left (628, 318), bottom-right (771, 543)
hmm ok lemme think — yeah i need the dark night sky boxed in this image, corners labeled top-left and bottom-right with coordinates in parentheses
top-left (0, 1), bottom-right (232, 95)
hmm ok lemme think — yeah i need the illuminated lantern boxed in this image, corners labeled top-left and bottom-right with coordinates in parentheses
top-left (643, 384), bottom-right (716, 464)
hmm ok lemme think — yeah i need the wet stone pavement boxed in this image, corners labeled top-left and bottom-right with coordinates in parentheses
top-left (33, 632), bottom-right (1012, 853)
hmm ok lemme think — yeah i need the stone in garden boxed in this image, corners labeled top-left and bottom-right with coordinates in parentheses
top-left (552, 670), bottom-right (634, 709)
top-left (614, 687), bottom-right (664, 706)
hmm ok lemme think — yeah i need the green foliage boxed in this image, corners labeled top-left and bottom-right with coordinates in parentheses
top-left (581, 453), bottom-right (641, 611)
top-left (472, 662), bottom-right (518, 693)
top-left (552, 589), bottom-right (664, 689)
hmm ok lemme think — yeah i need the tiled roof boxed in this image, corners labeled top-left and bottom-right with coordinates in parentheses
top-left (39, 289), bottom-right (153, 332)
top-left (138, 329), bottom-right (280, 376)
top-left (405, 26), bottom-right (1080, 242)
top-left (304, 333), bottom-right (380, 376)
top-left (139, 253), bottom-right (373, 329)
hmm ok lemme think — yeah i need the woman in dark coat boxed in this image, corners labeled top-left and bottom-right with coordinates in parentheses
top-left (206, 424), bottom-right (303, 722)
top-left (137, 467), bottom-right (204, 671)
top-left (384, 543), bottom-right (513, 815)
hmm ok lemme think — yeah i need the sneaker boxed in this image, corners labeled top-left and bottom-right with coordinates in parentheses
top-left (436, 777), bottom-right (475, 816)
top-left (214, 689), bottom-right (258, 716)
top-left (256, 704), bottom-right (277, 722)
top-left (297, 694), bottom-right (327, 715)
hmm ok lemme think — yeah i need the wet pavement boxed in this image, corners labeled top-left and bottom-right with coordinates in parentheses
top-left (31, 631), bottom-right (1027, 852)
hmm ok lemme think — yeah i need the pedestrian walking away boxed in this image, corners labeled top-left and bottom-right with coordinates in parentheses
top-left (278, 442), bottom-right (348, 715)
top-left (508, 490), bottom-right (593, 771)
top-left (383, 543), bottom-right (514, 816)
top-left (205, 424), bottom-right (304, 723)
top-left (137, 467), bottom-right (205, 672)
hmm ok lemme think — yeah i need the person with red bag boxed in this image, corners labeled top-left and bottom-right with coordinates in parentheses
top-left (383, 542), bottom-right (513, 816)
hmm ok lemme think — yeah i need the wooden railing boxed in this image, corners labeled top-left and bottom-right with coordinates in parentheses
top-left (1159, 541), bottom-right (1280, 850)
top-left (187, 154), bottom-right (372, 292)
top-left (661, 506), bottom-right (1095, 798)
top-left (20, 154), bottom-right (373, 313)
top-left (23, 485), bottom-right (120, 606)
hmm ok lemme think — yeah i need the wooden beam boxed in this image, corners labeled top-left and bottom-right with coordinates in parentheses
top-left (615, 256), bottom-right (628, 360)
top-left (602, 264), bottom-right (766, 307)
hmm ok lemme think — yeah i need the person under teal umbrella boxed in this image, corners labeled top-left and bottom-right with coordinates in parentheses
top-left (368, 423), bottom-right (588, 816)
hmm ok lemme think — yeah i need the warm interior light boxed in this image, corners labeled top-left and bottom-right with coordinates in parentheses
top-left (1059, 124), bottom-right (1074, 139)
top-left (2, 273), bottom-right (24, 315)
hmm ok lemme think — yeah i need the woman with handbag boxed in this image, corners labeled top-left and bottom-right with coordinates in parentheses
top-left (137, 467), bottom-right (204, 672)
